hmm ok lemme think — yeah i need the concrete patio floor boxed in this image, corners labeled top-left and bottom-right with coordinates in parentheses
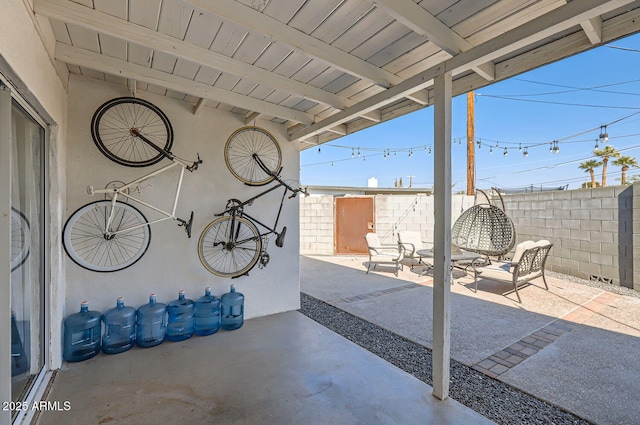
top-left (36, 306), bottom-right (494, 425)
top-left (301, 255), bottom-right (640, 425)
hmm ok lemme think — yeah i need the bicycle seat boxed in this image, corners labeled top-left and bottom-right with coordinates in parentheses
top-left (275, 226), bottom-right (287, 248)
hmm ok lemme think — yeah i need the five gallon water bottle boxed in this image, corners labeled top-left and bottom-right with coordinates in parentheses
top-left (102, 297), bottom-right (136, 354)
top-left (136, 294), bottom-right (167, 348)
top-left (221, 284), bottom-right (244, 330)
top-left (167, 289), bottom-right (195, 341)
top-left (63, 301), bottom-right (102, 362)
top-left (194, 287), bottom-right (221, 336)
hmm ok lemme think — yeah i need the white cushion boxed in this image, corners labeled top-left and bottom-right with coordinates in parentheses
top-left (511, 240), bottom-right (535, 264)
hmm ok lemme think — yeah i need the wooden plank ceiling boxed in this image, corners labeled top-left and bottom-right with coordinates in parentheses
top-left (34, 0), bottom-right (640, 150)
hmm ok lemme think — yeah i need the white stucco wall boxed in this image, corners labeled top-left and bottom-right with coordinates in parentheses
top-left (1, 0), bottom-right (69, 390)
top-left (64, 76), bottom-right (301, 324)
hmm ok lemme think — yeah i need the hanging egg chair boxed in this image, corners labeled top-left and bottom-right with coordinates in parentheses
top-left (451, 189), bottom-right (516, 257)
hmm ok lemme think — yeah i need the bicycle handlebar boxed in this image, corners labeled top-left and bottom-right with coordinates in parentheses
top-left (187, 153), bottom-right (203, 172)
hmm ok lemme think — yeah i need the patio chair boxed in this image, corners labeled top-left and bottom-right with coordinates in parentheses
top-left (364, 233), bottom-right (405, 276)
top-left (451, 188), bottom-right (516, 260)
top-left (475, 240), bottom-right (553, 303)
top-left (397, 231), bottom-right (432, 270)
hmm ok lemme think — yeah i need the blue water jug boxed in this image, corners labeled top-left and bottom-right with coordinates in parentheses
top-left (221, 284), bottom-right (244, 330)
top-left (136, 293), bottom-right (167, 348)
top-left (63, 301), bottom-right (102, 362)
top-left (194, 287), bottom-right (221, 336)
top-left (167, 289), bottom-right (194, 341)
top-left (102, 297), bottom-right (136, 354)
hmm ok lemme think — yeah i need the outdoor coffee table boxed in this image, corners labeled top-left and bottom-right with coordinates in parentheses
top-left (417, 248), bottom-right (483, 285)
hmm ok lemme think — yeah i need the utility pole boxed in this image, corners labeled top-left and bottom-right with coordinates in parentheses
top-left (406, 175), bottom-right (415, 188)
top-left (467, 91), bottom-right (475, 196)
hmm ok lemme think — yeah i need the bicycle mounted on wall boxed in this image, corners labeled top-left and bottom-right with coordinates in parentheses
top-left (198, 126), bottom-right (306, 278)
top-left (62, 97), bottom-right (202, 272)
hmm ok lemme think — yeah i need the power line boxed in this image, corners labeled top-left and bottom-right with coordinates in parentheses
top-left (476, 93), bottom-right (640, 110)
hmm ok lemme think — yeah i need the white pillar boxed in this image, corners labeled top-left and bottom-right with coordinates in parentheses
top-left (432, 71), bottom-right (452, 400)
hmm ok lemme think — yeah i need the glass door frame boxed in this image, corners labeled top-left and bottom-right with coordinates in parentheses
top-left (0, 77), bottom-right (52, 425)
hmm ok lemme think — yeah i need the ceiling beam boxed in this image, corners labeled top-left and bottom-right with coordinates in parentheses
top-left (291, 0), bottom-right (635, 141)
top-left (34, 0), bottom-right (353, 111)
top-left (581, 17), bottom-right (603, 44)
top-left (372, 0), bottom-right (495, 81)
top-left (55, 42), bottom-right (315, 125)
top-left (184, 0), bottom-right (402, 89)
top-left (193, 98), bottom-right (207, 115)
top-left (245, 112), bottom-right (261, 125)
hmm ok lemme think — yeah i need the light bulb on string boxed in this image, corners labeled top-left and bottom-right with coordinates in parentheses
top-left (599, 125), bottom-right (609, 144)
top-left (489, 146), bottom-right (493, 154)
top-left (503, 147), bottom-right (508, 157)
top-left (477, 138), bottom-right (482, 149)
top-left (594, 139), bottom-right (599, 151)
top-left (351, 148), bottom-right (354, 158)
top-left (523, 147), bottom-right (529, 157)
top-left (428, 146), bottom-right (432, 155)
top-left (357, 147), bottom-right (361, 157)
top-left (519, 143), bottom-right (522, 151)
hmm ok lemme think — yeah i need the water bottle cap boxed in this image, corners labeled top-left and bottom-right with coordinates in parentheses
top-left (81, 301), bottom-right (89, 306)
top-left (179, 289), bottom-right (185, 294)
top-left (149, 293), bottom-right (156, 297)
top-left (117, 296), bottom-right (124, 301)
top-left (230, 284), bottom-right (236, 291)
top-left (205, 286), bottom-right (211, 291)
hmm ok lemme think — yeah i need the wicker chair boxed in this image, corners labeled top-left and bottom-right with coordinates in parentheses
top-left (451, 188), bottom-right (516, 258)
top-left (451, 204), bottom-right (516, 257)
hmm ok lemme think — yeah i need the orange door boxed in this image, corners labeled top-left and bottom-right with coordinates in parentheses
top-left (335, 197), bottom-right (374, 254)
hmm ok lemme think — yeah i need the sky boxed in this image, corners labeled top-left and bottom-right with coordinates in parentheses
top-left (299, 32), bottom-right (640, 191)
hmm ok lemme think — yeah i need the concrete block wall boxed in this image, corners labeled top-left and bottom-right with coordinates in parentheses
top-left (300, 194), bottom-right (474, 254)
top-left (301, 186), bottom-right (638, 291)
top-left (300, 195), bottom-right (335, 255)
top-left (501, 185), bottom-right (635, 289)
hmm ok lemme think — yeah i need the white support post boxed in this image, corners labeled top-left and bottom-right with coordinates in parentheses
top-left (432, 71), bottom-right (452, 401)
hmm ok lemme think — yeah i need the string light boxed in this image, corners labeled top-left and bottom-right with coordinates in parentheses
top-left (598, 125), bottom-right (609, 144)
top-left (489, 146), bottom-right (493, 154)
top-left (351, 148), bottom-right (354, 158)
top-left (357, 147), bottom-right (361, 157)
top-left (523, 147), bottom-right (529, 157)
top-left (503, 147), bottom-right (508, 156)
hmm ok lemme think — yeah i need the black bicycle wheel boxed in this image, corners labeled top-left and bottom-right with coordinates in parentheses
top-left (198, 215), bottom-right (262, 278)
top-left (63, 200), bottom-right (151, 272)
top-left (224, 126), bottom-right (282, 186)
top-left (10, 207), bottom-right (30, 272)
top-left (91, 97), bottom-right (173, 167)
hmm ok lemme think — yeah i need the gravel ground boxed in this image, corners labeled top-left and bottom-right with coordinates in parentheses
top-left (547, 270), bottom-right (640, 299)
top-left (299, 292), bottom-right (593, 425)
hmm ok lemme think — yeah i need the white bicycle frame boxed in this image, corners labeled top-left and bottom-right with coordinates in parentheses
top-left (88, 156), bottom-right (194, 237)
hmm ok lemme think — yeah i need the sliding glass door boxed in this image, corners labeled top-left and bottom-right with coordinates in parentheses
top-left (2, 86), bottom-right (46, 422)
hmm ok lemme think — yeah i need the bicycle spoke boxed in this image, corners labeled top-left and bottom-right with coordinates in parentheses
top-left (63, 201), bottom-right (151, 272)
top-left (225, 127), bottom-right (281, 185)
top-left (92, 97), bottom-right (173, 167)
top-left (198, 216), bottom-right (261, 277)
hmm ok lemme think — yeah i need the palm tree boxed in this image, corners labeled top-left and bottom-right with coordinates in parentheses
top-left (579, 159), bottom-right (602, 188)
top-left (593, 146), bottom-right (620, 187)
top-left (612, 155), bottom-right (638, 185)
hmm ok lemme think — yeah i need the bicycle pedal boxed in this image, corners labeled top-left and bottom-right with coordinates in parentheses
top-left (184, 211), bottom-right (194, 238)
